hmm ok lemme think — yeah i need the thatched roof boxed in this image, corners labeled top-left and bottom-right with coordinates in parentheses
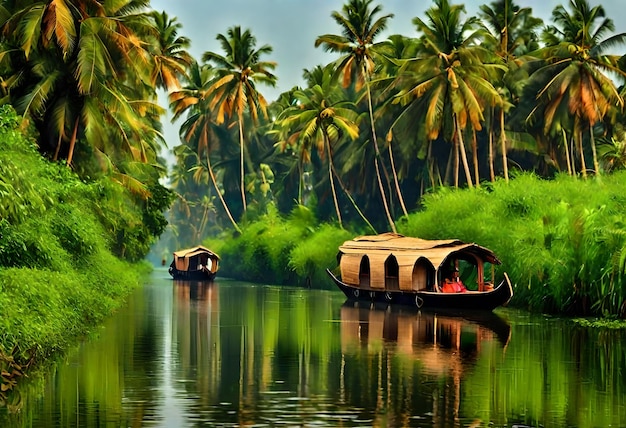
top-left (338, 233), bottom-right (500, 269)
top-left (173, 245), bottom-right (220, 260)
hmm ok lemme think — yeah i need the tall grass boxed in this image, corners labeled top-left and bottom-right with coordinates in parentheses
top-left (399, 172), bottom-right (626, 317)
top-left (209, 172), bottom-right (626, 317)
top-left (205, 205), bottom-right (352, 288)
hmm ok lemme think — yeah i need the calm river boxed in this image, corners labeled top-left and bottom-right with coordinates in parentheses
top-left (2, 268), bottom-right (626, 427)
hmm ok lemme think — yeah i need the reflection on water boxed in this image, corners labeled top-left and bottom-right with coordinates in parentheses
top-left (2, 270), bottom-right (626, 427)
top-left (340, 302), bottom-right (511, 376)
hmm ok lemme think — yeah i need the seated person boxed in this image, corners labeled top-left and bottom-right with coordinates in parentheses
top-left (441, 268), bottom-right (467, 293)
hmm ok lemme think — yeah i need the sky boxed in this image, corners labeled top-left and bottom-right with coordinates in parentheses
top-left (149, 0), bottom-right (626, 154)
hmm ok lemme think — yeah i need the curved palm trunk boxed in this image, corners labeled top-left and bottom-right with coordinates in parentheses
top-left (365, 80), bottom-right (396, 233)
top-left (238, 118), bottom-right (247, 211)
top-left (206, 150), bottom-right (241, 233)
top-left (324, 129), bottom-right (376, 232)
top-left (589, 125), bottom-right (601, 177)
top-left (577, 129), bottom-right (587, 179)
top-left (53, 132), bottom-right (63, 162)
top-left (488, 111), bottom-right (495, 182)
top-left (500, 110), bottom-right (509, 183)
top-left (66, 117), bottom-right (80, 167)
top-left (471, 129), bottom-right (480, 186)
top-left (455, 115), bottom-right (474, 188)
top-left (388, 143), bottom-right (408, 218)
top-left (330, 163), bottom-right (377, 234)
top-left (324, 132), bottom-right (342, 228)
top-left (562, 129), bottom-right (573, 175)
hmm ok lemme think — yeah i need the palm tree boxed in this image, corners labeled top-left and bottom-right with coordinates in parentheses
top-left (148, 11), bottom-right (193, 92)
top-left (526, 0), bottom-right (626, 177)
top-left (391, 0), bottom-right (503, 188)
top-left (479, 0), bottom-right (543, 182)
top-left (170, 61), bottom-right (241, 232)
top-left (0, 0), bottom-right (160, 169)
top-left (273, 68), bottom-right (375, 231)
top-left (202, 26), bottom-right (277, 212)
top-left (315, 0), bottom-right (399, 232)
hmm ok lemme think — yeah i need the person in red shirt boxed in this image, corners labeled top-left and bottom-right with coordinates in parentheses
top-left (441, 268), bottom-right (467, 293)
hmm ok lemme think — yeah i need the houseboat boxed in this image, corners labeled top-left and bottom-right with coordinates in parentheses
top-left (168, 245), bottom-right (220, 281)
top-left (326, 233), bottom-right (512, 311)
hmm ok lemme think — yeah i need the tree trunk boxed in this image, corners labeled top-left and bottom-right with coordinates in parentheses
top-left (500, 109), bottom-right (509, 183)
top-left (388, 142), bottom-right (408, 218)
top-left (589, 125), bottom-right (601, 177)
top-left (206, 149), bottom-right (241, 233)
top-left (577, 130), bottom-right (587, 179)
top-left (53, 132), bottom-right (63, 162)
top-left (562, 129), bottom-right (572, 176)
top-left (488, 114), bottom-right (495, 182)
top-left (238, 118), bottom-right (247, 211)
top-left (330, 162), bottom-right (377, 234)
top-left (324, 132), bottom-right (342, 228)
top-left (471, 129), bottom-right (480, 186)
top-left (365, 80), bottom-right (396, 232)
top-left (66, 117), bottom-right (79, 167)
top-left (455, 115), bottom-right (474, 188)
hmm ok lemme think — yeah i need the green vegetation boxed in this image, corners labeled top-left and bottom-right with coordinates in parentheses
top-left (0, 105), bottom-right (168, 401)
top-left (2, 0), bottom-right (626, 404)
top-left (209, 171), bottom-right (626, 318)
top-left (204, 205), bottom-right (353, 288)
top-left (165, 0), bottom-right (626, 245)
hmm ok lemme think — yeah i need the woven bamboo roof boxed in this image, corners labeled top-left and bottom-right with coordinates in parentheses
top-left (338, 233), bottom-right (500, 268)
top-left (173, 245), bottom-right (220, 260)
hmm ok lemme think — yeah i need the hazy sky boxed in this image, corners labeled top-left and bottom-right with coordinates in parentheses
top-left (148, 0), bottom-right (626, 150)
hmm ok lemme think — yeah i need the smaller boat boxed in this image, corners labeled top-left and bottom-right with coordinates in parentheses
top-left (326, 233), bottom-right (513, 311)
top-left (168, 245), bottom-right (219, 281)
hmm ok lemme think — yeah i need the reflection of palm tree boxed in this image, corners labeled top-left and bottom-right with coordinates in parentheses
top-left (315, 0), bottom-right (397, 232)
top-left (393, 0), bottom-right (502, 188)
top-left (170, 61), bottom-right (241, 232)
top-left (526, 0), bottom-right (626, 177)
top-left (202, 26), bottom-right (277, 212)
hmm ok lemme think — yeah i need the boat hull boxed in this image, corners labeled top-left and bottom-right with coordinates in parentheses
top-left (326, 269), bottom-right (512, 312)
top-left (168, 266), bottom-right (216, 281)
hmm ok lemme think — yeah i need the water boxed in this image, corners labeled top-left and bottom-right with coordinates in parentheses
top-left (2, 268), bottom-right (626, 427)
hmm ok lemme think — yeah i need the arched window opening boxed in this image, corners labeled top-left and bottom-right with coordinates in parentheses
top-left (359, 256), bottom-right (370, 288)
top-left (385, 255), bottom-right (399, 290)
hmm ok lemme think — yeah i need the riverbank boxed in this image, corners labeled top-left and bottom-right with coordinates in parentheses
top-left (0, 106), bottom-right (169, 407)
top-left (205, 172), bottom-right (626, 319)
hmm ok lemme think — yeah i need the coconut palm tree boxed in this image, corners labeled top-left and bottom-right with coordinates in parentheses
top-left (273, 68), bottom-right (374, 231)
top-left (526, 0), bottom-right (626, 177)
top-left (479, 0), bottom-right (543, 182)
top-left (391, 0), bottom-right (503, 189)
top-left (170, 61), bottom-right (241, 232)
top-left (202, 26), bottom-right (277, 212)
top-left (315, 0), bottom-right (399, 232)
top-left (148, 11), bottom-right (193, 92)
top-left (0, 0), bottom-right (160, 169)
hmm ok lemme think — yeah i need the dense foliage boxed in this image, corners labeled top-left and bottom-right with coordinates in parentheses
top-left (208, 171), bottom-right (626, 318)
top-left (0, 105), bottom-right (168, 399)
top-left (164, 0), bottom-right (626, 246)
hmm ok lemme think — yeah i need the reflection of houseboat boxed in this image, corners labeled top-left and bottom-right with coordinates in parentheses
top-left (168, 246), bottom-right (220, 280)
top-left (327, 233), bottom-right (513, 311)
top-left (340, 301), bottom-right (511, 374)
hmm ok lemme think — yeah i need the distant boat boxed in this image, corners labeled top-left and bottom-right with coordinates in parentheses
top-left (168, 245), bottom-right (220, 281)
top-left (326, 233), bottom-right (513, 311)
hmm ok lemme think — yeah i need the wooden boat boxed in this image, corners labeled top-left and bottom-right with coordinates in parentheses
top-left (326, 233), bottom-right (513, 311)
top-left (168, 245), bottom-right (219, 281)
